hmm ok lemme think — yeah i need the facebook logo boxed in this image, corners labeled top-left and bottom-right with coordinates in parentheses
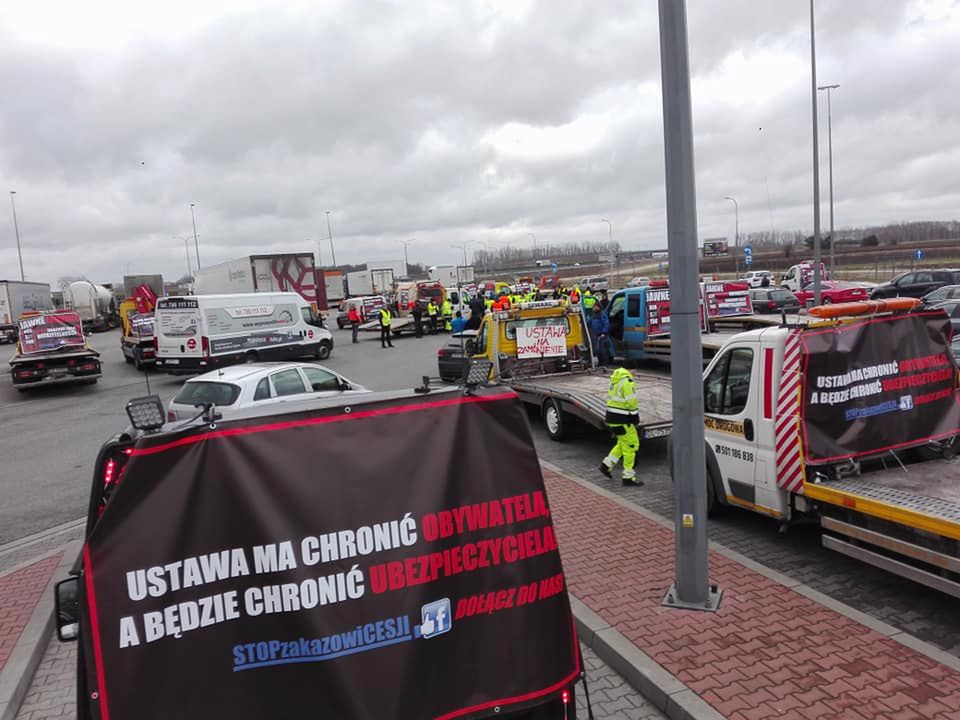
top-left (418, 599), bottom-right (452, 639)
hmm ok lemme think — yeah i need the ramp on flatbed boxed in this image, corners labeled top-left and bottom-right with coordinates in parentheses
top-left (509, 369), bottom-right (673, 439)
top-left (807, 457), bottom-right (960, 538)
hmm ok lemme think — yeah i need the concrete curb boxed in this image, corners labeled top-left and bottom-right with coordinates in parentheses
top-left (570, 595), bottom-right (724, 720)
top-left (0, 540), bottom-right (82, 720)
top-left (540, 459), bottom-right (960, 718)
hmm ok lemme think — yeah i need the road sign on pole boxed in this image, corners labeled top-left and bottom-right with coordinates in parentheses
top-left (745, 254), bottom-right (753, 266)
top-left (743, 245), bottom-right (753, 256)
top-left (915, 249), bottom-right (925, 261)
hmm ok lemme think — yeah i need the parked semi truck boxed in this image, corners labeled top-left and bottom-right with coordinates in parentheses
top-left (0, 280), bottom-right (53, 343)
top-left (192, 253), bottom-right (326, 309)
top-left (9, 310), bottom-right (101, 389)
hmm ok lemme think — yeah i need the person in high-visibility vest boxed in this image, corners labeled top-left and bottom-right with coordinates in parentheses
top-left (599, 368), bottom-right (642, 485)
top-left (427, 300), bottom-right (439, 334)
top-left (569, 286), bottom-right (581, 305)
top-left (378, 306), bottom-right (394, 349)
top-left (582, 288), bottom-right (597, 311)
top-left (441, 298), bottom-right (453, 332)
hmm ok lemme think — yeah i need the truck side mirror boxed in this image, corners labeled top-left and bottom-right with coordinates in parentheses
top-left (55, 577), bottom-right (81, 642)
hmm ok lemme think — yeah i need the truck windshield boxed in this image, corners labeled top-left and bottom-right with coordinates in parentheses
top-left (505, 316), bottom-right (570, 340)
top-left (174, 381), bottom-right (241, 407)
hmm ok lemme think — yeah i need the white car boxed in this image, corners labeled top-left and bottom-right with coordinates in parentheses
top-left (743, 270), bottom-right (773, 288)
top-left (166, 362), bottom-right (368, 423)
top-left (629, 276), bottom-right (651, 287)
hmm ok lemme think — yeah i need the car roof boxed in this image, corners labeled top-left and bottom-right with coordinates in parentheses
top-left (185, 362), bottom-right (331, 384)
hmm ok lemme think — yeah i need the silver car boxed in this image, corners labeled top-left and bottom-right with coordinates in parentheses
top-left (166, 362), bottom-right (368, 423)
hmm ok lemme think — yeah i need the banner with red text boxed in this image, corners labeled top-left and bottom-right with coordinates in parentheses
top-left (800, 312), bottom-right (960, 463)
top-left (17, 311), bottom-right (85, 354)
top-left (81, 387), bottom-right (578, 720)
top-left (516, 325), bottom-right (567, 358)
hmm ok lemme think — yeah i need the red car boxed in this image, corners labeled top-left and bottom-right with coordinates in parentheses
top-left (794, 281), bottom-right (870, 306)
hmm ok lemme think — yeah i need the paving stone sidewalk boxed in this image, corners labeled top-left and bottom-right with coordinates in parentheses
top-left (543, 466), bottom-right (960, 720)
top-left (0, 554), bottom-right (63, 674)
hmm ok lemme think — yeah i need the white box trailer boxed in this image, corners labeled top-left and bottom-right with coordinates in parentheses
top-left (0, 281), bottom-right (53, 342)
top-left (323, 272), bottom-right (345, 303)
top-left (154, 292), bottom-right (332, 374)
top-left (368, 258), bottom-right (408, 279)
top-left (192, 254), bottom-right (320, 305)
top-left (346, 270), bottom-right (374, 297)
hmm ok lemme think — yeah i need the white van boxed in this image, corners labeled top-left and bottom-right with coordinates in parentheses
top-left (154, 292), bottom-right (332, 374)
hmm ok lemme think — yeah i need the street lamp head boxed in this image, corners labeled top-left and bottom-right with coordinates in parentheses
top-left (817, 83), bottom-right (840, 91)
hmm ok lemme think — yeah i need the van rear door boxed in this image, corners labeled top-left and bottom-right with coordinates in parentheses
top-left (154, 298), bottom-right (203, 363)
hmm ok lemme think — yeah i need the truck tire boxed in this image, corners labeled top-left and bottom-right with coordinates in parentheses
top-left (244, 352), bottom-right (259, 364)
top-left (133, 348), bottom-right (144, 371)
top-left (124, 351), bottom-right (133, 364)
top-left (543, 399), bottom-right (568, 442)
top-left (315, 342), bottom-right (331, 361)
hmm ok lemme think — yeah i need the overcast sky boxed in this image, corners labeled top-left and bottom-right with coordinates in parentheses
top-left (1, 0), bottom-right (958, 284)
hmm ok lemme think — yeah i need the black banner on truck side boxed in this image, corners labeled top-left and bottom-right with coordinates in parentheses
top-left (800, 312), bottom-right (960, 463)
top-left (80, 387), bottom-right (579, 720)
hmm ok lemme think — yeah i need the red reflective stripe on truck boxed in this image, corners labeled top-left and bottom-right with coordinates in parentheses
top-left (763, 347), bottom-right (774, 420)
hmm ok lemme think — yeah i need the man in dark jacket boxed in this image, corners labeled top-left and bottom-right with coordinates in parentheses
top-left (411, 302), bottom-right (424, 338)
top-left (588, 305), bottom-right (612, 366)
top-left (467, 295), bottom-right (485, 330)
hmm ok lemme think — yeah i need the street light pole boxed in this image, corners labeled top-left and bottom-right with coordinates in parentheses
top-left (9, 191), bottom-right (24, 281)
top-left (809, 0), bottom-right (823, 305)
top-left (818, 83), bottom-right (839, 276)
top-left (601, 219), bottom-right (613, 245)
top-left (450, 244), bottom-right (468, 267)
top-left (398, 238), bottom-right (414, 276)
top-left (723, 197), bottom-right (739, 278)
top-left (173, 236), bottom-right (193, 277)
top-left (325, 211), bottom-right (338, 268)
top-left (658, 0), bottom-right (719, 611)
top-left (528, 232), bottom-right (537, 259)
top-left (190, 203), bottom-right (201, 270)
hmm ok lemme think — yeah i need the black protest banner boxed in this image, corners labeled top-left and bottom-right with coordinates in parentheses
top-left (81, 387), bottom-right (579, 720)
top-left (800, 312), bottom-right (960, 463)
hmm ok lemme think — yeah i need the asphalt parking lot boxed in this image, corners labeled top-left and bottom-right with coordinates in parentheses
top-left (3, 321), bottom-right (959, 661)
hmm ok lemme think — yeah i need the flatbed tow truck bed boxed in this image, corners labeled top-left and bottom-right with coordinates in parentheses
top-left (509, 369), bottom-right (673, 440)
top-left (804, 455), bottom-right (960, 597)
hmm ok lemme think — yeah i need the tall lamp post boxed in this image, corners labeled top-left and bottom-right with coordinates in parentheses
top-left (189, 203), bottom-right (201, 270)
top-left (450, 244), bottom-right (468, 267)
top-left (398, 238), bottom-right (414, 276)
top-left (325, 211), bottom-right (338, 268)
top-left (818, 83), bottom-right (839, 276)
top-left (172, 236), bottom-right (194, 277)
top-left (658, 0), bottom-right (719, 611)
top-left (528, 232), bottom-right (537, 259)
top-left (809, 0), bottom-right (823, 305)
top-left (600, 218), bottom-right (613, 245)
top-left (723, 196), bottom-right (739, 278)
top-left (9, 191), bottom-right (24, 281)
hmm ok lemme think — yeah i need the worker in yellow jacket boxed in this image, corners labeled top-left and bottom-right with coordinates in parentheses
top-left (599, 368), bottom-right (643, 486)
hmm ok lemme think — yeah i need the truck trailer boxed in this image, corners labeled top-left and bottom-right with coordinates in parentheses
top-left (192, 254), bottom-right (324, 308)
top-left (0, 280), bottom-right (53, 343)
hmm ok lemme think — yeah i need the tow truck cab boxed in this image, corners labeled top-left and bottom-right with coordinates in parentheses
top-left (467, 301), bottom-right (590, 377)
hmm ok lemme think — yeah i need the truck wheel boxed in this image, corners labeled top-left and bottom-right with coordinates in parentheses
top-left (133, 349), bottom-right (144, 371)
top-left (543, 400), bottom-right (568, 442)
top-left (705, 464), bottom-right (722, 517)
top-left (244, 352), bottom-right (259, 364)
top-left (124, 352), bottom-right (133, 365)
top-left (316, 342), bottom-right (331, 361)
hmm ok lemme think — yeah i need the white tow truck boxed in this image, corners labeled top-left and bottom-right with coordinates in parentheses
top-left (699, 300), bottom-right (960, 597)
